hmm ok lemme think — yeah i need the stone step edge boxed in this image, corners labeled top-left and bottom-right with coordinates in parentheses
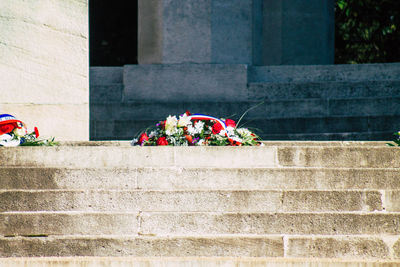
top-left (37, 141), bottom-right (392, 146)
top-left (1, 256), bottom-right (400, 265)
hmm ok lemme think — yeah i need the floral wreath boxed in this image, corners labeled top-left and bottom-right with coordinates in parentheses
top-left (132, 111), bottom-right (262, 146)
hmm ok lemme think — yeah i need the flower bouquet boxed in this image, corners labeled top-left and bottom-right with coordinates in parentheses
top-left (0, 114), bottom-right (57, 147)
top-left (132, 111), bottom-right (262, 146)
top-left (387, 131), bottom-right (400, 146)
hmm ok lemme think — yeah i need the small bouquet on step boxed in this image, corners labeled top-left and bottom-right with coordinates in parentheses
top-left (0, 114), bottom-right (57, 147)
top-left (132, 111), bottom-right (262, 146)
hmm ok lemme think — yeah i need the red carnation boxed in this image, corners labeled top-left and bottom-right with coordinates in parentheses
top-left (34, 127), bottom-right (39, 138)
top-left (225, 119), bottom-right (236, 128)
top-left (185, 110), bottom-right (191, 116)
top-left (212, 122), bottom-right (223, 134)
top-left (139, 133), bottom-right (149, 145)
top-left (156, 137), bottom-right (168, 146)
top-left (0, 123), bottom-right (16, 135)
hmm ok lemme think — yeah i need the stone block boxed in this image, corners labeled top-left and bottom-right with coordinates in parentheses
top-left (277, 146), bottom-right (400, 168)
top-left (248, 63), bottom-right (400, 83)
top-left (1, 103), bottom-right (89, 141)
top-left (0, 0), bottom-right (88, 140)
top-left (211, 0), bottom-right (253, 64)
top-left (247, 99), bottom-right (329, 119)
top-left (90, 84), bottom-right (123, 103)
top-left (0, 167), bottom-right (138, 190)
top-left (0, 213), bottom-right (138, 236)
top-left (248, 81), bottom-right (400, 100)
top-left (123, 64), bottom-right (248, 102)
top-left (287, 237), bottom-right (390, 259)
top-left (140, 213), bottom-right (400, 236)
top-left (384, 191), bottom-right (400, 212)
top-left (329, 98), bottom-right (400, 117)
top-left (0, 236), bottom-right (284, 257)
top-left (136, 167), bottom-right (400, 191)
top-left (90, 67), bottom-right (123, 85)
top-left (240, 116), bottom-right (369, 135)
top-left (138, 0), bottom-right (256, 64)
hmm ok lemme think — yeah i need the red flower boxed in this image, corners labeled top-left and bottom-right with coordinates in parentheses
top-left (157, 137), bottom-right (168, 146)
top-left (185, 110), bottom-right (192, 116)
top-left (185, 135), bottom-right (193, 143)
top-left (0, 123), bottom-right (16, 135)
top-left (139, 133), bottom-right (149, 145)
top-left (34, 127), bottom-right (39, 138)
top-left (212, 122), bottom-right (223, 134)
top-left (225, 119), bottom-right (236, 128)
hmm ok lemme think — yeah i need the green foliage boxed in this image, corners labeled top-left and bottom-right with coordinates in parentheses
top-left (335, 0), bottom-right (400, 63)
top-left (387, 132), bottom-right (400, 146)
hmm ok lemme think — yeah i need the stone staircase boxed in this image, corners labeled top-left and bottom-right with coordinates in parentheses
top-left (1, 142), bottom-right (400, 266)
top-left (90, 63), bottom-right (400, 141)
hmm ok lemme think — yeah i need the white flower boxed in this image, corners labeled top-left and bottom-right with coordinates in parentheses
top-left (178, 113), bottom-right (191, 127)
top-left (226, 126), bottom-right (235, 135)
top-left (194, 121), bottom-right (204, 132)
top-left (131, 138), bottom-right (138, 146)
top-left (236, 128), bottom-right (252, 137)
top-left (196, 139), bottom-right (205, 146)
top-left (13, 127), bottom-right (26, 137)
top-left (0, 134), bottom-right (20, 147)
top-left (165, 115), bottom-right (178, 136)
top-left (219, 129), bottom-right (227, 137)
top-left (149, 131), bottom-right (157, 138)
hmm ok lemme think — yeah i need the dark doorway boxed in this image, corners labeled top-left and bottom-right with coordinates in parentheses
top-left (89, 0), bottom-right (138, 66)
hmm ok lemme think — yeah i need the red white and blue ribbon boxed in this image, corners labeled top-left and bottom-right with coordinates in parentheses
top-left (187, 114), bottom-right (227, 131)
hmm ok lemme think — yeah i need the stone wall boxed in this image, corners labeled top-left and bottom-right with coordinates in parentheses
top-left (0, 0), bottom-right (89, 140)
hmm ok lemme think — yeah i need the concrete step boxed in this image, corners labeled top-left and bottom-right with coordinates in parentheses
top-left (248, 80), bottom-right (400, 100)
top-left (248, 63), bottom-right (400, 83)
top-left (91, 98), bottom-right (400, 120)
top-left (0, 189), bottom-right (393, 212)
top-left (1, 144), bottom-right (398, 168)
top-left (1, 166), bottom-right (399, 190)
top-left (91, 115), bottom-right (400, 140)
top-left (2, 212), bottom-right (400, 236)
top-left (2, 257), bottom-right (400, 267)
top-left (0, 235), bottom-right (397, 259)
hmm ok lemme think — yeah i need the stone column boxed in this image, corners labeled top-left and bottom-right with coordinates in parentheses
top-left (138, 0), bottom-right (334, 66)
top-left (138, 0), bottom-right (256, 64)
top-left (261, 0), bottom-right (335, 65)
top-left (0, 0), bottom-right (89, 140)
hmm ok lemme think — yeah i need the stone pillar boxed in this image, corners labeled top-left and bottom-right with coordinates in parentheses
top-left (261, 0), bottom-right (335, 65)
top-left (0, 0), bottom-right (89, 140)
top-left (139, 0), bottom-right (334, 66)
top-left (138, 0), bottom-right (256, 64)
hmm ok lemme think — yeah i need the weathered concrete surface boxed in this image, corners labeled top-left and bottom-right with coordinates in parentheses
top-left (277, 146), bottom-right (400, 168)
top-left (2, 166), bottom-right (398, 190)
top-left (2, 212), bottom-right (400, 236)
top-left (0, 190), bottom-right (384, 212)
top-left (0, 146), bottom-right (277, 168)
top-left (123, 64), bottom-right (247, 102)
top-left (1, 257), bottom-right (400, 267)
top-left (1, 145), bottom-right (398, 168)
top-left (0, 213), bottom-right (138, 236)
top-left (0, 0), bottom-right (89, 140)
top-left (0, 236), bottom-right (284, 257)
top-left (139, 213), bottom-right (400, 236)
top-left (287, 237), bottom-right (390, 259)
